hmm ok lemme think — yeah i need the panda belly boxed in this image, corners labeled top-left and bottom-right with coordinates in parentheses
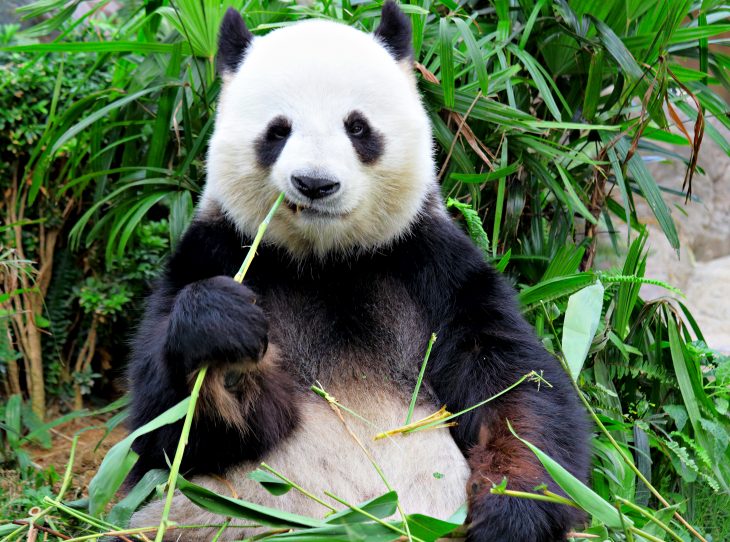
top-left (130, 390), bottom-right (469, 541)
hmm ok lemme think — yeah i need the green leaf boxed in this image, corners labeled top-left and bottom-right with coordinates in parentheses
top-left (325, 491), bottom-right (398, 525)
top-left (448, 162), bottom-right (520, 184)
top-left (49, 85), bottom-right (168, 156)
top-left (88, 398), bottom-right (190, 516)
top-left (265, 523), bottom-right (399, 541)
top-left (453, 18), bottom-right (489, 97)
top-left (4, 395), bottom-right (22, 449)
top-left (561, 281), bottom-right (605, 381)
top-left (407, 514), bottom-right (462, 541)
top-left (519, 273), bottom-right (597, 311)
top-left (508, 422), bottom-right (630, 529)
top-left (447, 198), bottom-right (489, 257)
top-left (508, 45), bottom-right (563, 121)
top-left (439, 18), bottom-right (455, 109)
top-left (0, 42), bottom-right (184, 54)
top-left (615, 138), bottom-right (680, 250)
top-left (247, 469), bottom-right (293, 496)
top-left (176, 475), bottom-right (324, 529)
top-left (107, 469), bottom-right (168, 527)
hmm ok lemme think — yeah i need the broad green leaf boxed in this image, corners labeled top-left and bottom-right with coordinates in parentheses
top-left (439, 18), bottom-right (455, 109)
top-left (508, 45), bottom-right (562, 121)
top-left (562, 281), bottom-right (605, 381)
top-left (49, 85), bottom-right (168, 157)
top-left (4, 395), bottom-right (22, 449)
top-left (107, 469), bottom-right (168, 527)
top-left (247, 469), bottom-right (293, 496)
top-left (556, 165), bottom-right (598, 225)
top-left (508, 423), bottom-right (630, 529)
top-left (88, 398), bottom-right (190, 516)
top-left (265, 523), bottom-right (399, 541)
top-left (453, 18), bottom-right (489, 97)
top-left (325, 491), bottom-right (398, 525)
top-left (622, 24), bottom-right (730, 50)
top-left (176, 475), bottom-right (324, 528)
top-left (448, 162), bottom-right (520, 184)
top-left (407, 514), bottom-right (462, 541)
top-left (519, 273), bottom-right (597, 310)
top-left (0, 42), bottom-right (184, 54)
top-left (615, 138), bottom-right (680, 250)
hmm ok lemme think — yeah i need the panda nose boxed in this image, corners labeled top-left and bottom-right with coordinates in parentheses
top-left (291, 175), bottom-right (340, 200)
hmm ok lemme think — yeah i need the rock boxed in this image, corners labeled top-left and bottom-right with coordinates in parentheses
top-left (636, 116), bottom-right (730, 352)
top-left (682, 256), bottom-right (730, 354)
top-left (645, 119), bottom-right (730, 262)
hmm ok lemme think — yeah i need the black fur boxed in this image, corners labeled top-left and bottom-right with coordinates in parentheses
top-left (374, 0), bottom-right (413, 61)
top-left (165, 276), bottom-right (268, 374)
top-left (217, 7), bottom-right (254, 74)
top-left (344, 111), bottom-right (384, 165)
top-left (255, 116), bottom-right (292, 168)
top-left (128, 197), bottom-right (589, 541)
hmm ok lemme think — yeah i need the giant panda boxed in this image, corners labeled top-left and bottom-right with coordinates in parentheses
top-left (127, 3), bottom-right (590, 541)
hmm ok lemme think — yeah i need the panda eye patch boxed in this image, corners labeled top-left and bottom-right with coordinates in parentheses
top-left (266, 118), bottom-right (292, 141)
top-left (345, 118), bottom-right (367, 138)
top-left (344, 111), bottom-right (383, 165)
top-left (255, 116), bottom-right (292, 168)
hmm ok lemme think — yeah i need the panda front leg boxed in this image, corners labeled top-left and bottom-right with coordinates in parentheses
top-left (128, 275), bottom-right (298, 481)
top-left (428, 324), bottom-right (589, 541)
top-left (462, 387), bottom-right (587, 542)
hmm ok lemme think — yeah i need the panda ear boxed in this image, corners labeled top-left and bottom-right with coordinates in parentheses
top-left (374, 0), bottom-right (412, 62)
top-left (217, 7), bottom-right (254, 75)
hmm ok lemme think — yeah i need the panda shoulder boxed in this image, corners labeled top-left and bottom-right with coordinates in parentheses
top-left (165, 204), bottom-right (247, 286)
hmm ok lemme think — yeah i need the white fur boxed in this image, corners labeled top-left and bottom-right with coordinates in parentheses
top-left (201, 19), bottom-right (437, 258)
top-left (131, 391), bottom-right (469, 541)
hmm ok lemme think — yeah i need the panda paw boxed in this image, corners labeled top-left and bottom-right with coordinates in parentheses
top-left (165, 275), bottom-right (268, 374)
top-left (465, 492), bottom-right (577, 542)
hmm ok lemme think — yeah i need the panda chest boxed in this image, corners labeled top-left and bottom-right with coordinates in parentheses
top-left (263, 277), bottom-right (431, 394)
top-left (240, 280), bottom-right (469, 520)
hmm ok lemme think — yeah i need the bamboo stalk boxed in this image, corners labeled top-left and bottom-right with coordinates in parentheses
top-left (153, 193), bottom-right (285, 542)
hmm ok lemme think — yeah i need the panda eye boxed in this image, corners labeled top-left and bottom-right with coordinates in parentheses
top-left (347, 120), bottom-right (366, 138)
top-left (344, 113), bottom-right (370, 139)
top-left (266, 118), bottom-right (292, 141)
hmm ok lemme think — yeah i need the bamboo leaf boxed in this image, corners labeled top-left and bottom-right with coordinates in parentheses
top-left (439, 18), bottom-right (455, 109)
top-left (88, 398), bottom-right (190, 516)
top-left (614, 138), bottom-right (680, 250)
top-left (176, 475), bottom-right (324, 528)
top-left (324, 492), bottom-right (398, 525)
top-left (508, 423), bottom-right (630, 529)
top-left (453, 18), bottom-right (489, 97)
top-left (519, 273), bottom-right (597, 310)
top-left (562, 281), bottom-right (605, 381)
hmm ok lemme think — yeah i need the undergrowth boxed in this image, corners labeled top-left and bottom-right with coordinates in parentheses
top-left (1, 0), bottom-right (729, 541)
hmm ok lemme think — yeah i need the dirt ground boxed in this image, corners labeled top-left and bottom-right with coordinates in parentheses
top-left (7, 413), bottom-right (128, 502)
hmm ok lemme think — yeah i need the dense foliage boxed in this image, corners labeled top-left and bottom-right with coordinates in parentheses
top-left (1, 0), bottom-right (729, 540)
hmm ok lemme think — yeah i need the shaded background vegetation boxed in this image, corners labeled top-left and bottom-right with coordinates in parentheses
top-left (1, 0), bottom-right (729, 540)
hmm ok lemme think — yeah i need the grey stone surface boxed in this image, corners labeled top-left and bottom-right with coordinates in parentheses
top-left (683, 256), bottom-right (730, 353)
top-left (641, 118), bottom-right (730, 352)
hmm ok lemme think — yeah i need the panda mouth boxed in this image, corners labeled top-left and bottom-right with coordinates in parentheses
top-left (284, 199), bottom-right (348, 219)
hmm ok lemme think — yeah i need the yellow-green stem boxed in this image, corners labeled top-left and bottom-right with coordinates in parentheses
top-left (154, 365), bottom-right (208, 542)
top-left (489, 487), bottom-right (578, 508)
top-left (616, 497), bottom-right (684, 542)
top-left (323, 491), bottom-right (421, 541)
top-left (260, 462), bottom-right (336, 512)
top-left (234, 193), bottom-right (286, 283)
top-left (154, 192), bottom-right (285, 542)
top-left (405, 333), bottom-right (436, 425)
top-left (408, 371), bottom-right (549, 434)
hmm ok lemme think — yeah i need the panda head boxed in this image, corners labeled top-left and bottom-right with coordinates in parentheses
top-left (202, 1), bottom-right (438, 259)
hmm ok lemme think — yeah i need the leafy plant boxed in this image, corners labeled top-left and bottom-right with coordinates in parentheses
top-left (1, 0), bottom-right (729, 540)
